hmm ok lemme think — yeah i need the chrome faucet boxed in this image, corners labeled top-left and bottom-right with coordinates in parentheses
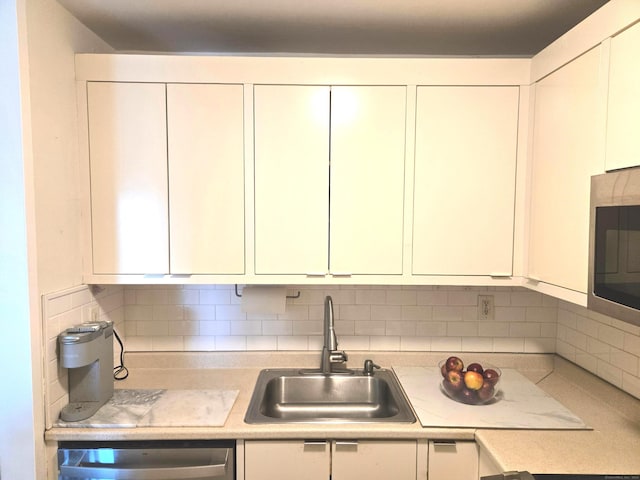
top-left (320, 296), bottom-right (348, 374)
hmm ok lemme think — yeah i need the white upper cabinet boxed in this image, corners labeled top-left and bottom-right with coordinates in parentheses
top-left (253, 85), bottom-right (331, 275)
top-left (80, 55), bottom-right (533, 284)
top-left (412, 86), bottom-right (519, 276)
top-left (88, 82), bottom-right (169, 274)
top-left (167, 83), bottom-right (245, 274)
top-left (254, 84), bottom-right (406, 276)
top-left (330, 86), bottom-right (406, 275)
top-left (606, 21), bottom-right (640, 171)
top-left (87, 81), bottom-right (245, 276)
top-left (528, 47), bottom-right (605, 293)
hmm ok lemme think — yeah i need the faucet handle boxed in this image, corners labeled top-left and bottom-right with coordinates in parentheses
top-left (363, 359), bottom-right (381, 375)
top-left (329, 351), bottom-right (348, 364)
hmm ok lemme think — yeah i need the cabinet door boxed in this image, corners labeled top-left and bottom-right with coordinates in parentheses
top-left (87, 82), bottom-right (168, 274)
top-left (428, 440), bottom-right (478, 480)
top-left (413, 86), bottom-right (519, 275)
top-left (330, 86), bottom-right (406, 275)
top-left (529, 47), bottom-right (604, 293)
top-left (167, 83), bottom-right (245, 274)
top-left (606, 21), bottom-right (640, 171)
top-left (244, 440), bottom-right (330, 480)
top-left (254, 85), bottom-right (330, 275)
top-left (478, 445), bottom-right (502, 479)
top-left (332, 440), bottom-right (417, 480)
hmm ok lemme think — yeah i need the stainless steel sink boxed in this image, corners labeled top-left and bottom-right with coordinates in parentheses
top-left (244, 368), bottom-right (416, 424)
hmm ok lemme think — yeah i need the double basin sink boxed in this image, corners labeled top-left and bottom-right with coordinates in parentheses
top-left (244, 368), bottom-right (416, 424)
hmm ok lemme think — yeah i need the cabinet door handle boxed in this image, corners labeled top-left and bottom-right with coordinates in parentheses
top-left (334, 440), bottom-right (358, 451)
top-left (303, 440), bottom-right (328, 451)
top-left (330, 272), bottom-right (352, 277)
top-left (306, 272), bottom-right (327, 277)
top-left (490, 273), bottom-right (511, 278)
top-left (432, 440), bottom-right (457, 451)
top-left (432, 440), bottom-right (456, 447)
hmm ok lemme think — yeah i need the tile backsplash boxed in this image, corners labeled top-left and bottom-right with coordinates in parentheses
top-left (42, 284), bottom-right (124, 428)
top-left (43, 283), bottom-right (640, 411)
top-left (556, 299), bottom-right (640, 399)
top-left (123, 285), bottom-right (559, 354)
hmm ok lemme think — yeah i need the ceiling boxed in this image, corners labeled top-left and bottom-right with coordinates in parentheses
top-left (57, 0), bottom-right (610, 57)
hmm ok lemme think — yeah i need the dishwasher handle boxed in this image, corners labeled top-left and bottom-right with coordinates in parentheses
top-left (59, 449), bottom-right (229, 480)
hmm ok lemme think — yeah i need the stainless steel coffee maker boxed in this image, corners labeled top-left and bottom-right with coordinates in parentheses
top-left (58, 320), bottom-right (114, 421)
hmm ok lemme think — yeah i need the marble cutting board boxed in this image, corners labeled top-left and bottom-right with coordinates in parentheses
top-left (393, 366), bottom-right (589, 430)
top-left (55, 389), bottom-right (239, 428)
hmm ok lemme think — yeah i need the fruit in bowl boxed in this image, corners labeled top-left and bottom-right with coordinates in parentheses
top-left (439, 356), bottom-right (501, 405)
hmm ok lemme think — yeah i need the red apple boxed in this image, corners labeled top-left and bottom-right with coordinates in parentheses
top-left (464, 370), bottom-right (484, 390)
top-left (477, 382), bottom-right (495, 402)
top-left (445, 356), bottom-right (464, 372)
top-left (483, 368), bottom-right (500, 386)
top-left (445, 369), bottom-right (464, 391)
top-left (442, 379), bottom-right (457, 396)
top-left (440, 362), bottom-right (448, 378)
top-left (458, 388), bottom-right (478, 404)
top-left (467, 362), bottom-right (484, 374)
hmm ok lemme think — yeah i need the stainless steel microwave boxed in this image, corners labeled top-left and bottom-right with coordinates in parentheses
top-left (588, 167), bottom-right (640, 326)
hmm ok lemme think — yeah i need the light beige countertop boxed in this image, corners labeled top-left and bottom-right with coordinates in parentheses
top-left (45, 352), bottom-right (640, 474)
top-left (475, 357), bottom-right (640, 475)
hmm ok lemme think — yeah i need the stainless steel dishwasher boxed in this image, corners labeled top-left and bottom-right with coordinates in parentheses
top-left (57, 440), bottom-right (234, 480)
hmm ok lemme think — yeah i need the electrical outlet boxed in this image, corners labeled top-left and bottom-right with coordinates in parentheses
top-left (90, 305), bottom-right (100, 322)
top-left (478, 295), bottom-right (494, 321)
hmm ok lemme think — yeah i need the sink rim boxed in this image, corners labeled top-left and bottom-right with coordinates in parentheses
top-left (244, 367), bottom-right (416, 424)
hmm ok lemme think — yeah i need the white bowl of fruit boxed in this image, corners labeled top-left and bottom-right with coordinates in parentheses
top-left (439, 356), bottom-right (501, 405)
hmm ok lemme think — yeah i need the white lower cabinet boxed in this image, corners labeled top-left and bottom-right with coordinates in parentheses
top-left (244, 439), bottom-right (418, 480)
top-left (427, 440), bottom-right (478, 480)
top-left (244, 440), bottom-right (329, 480)
top-left (478, 444), bottom-right (502, 479)
top-left (332, 439), bottom-right (417, 480)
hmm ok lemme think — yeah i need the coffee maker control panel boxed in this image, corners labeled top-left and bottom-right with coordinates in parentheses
top-left (60, 321), bottom-right (111, 346)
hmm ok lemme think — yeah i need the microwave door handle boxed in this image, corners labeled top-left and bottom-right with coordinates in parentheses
top-left (59, 449), bottom-right (228, 480)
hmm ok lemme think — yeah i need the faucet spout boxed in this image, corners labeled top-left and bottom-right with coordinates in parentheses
top-left (324, 296), bottom-right (337, 351)
top-left (321, 295), bottom-right (348, 374)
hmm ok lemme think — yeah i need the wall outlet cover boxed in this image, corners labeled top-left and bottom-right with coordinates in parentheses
top-left (478, 295), bottom-right (494, 321)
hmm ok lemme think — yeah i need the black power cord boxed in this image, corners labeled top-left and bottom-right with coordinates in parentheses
top-left (113, 327), bottom-right (129, 380)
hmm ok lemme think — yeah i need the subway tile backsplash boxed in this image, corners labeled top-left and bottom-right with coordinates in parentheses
top-left (42, 284), bottom-right (640, 407)
top-left (556, 299), bottom-right (640, 399)
top-left (42, 284), bottom-right (124, 428)
top-left (123, 285), bottom-right (558, 354)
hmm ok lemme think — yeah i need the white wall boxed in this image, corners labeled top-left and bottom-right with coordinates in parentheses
top-left (0, 0), bottom-right (114, 478)
top-left (25, 0), bottom-right (113, 294)
top-left (0, 1), bottom-right (42, 478)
